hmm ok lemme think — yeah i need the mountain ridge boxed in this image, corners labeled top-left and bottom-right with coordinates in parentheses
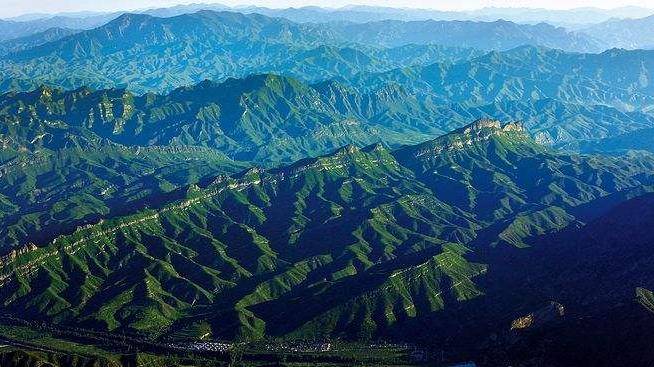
top-left (0, 11), bottom-right (608, 94)
top-left (1, 118), bottom-right (652, 342)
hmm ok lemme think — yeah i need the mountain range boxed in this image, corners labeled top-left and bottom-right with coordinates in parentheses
top-left (4, 67), bottom-right (654, 158)
top-left (1, 11), bottom-right (497, 94)
top-left (4, 4), bottom-right (654, 33)
top-left (0, 14), bottom-right (114, 42)
top-left (583, 15), bottom-right (654, 50)
top-left (3, 4), bottom-right (654, 54)
top-left (351, 45), bottom-right (654, 110)
top-left (0, 11), bottom-right (652, 106)
top-left (1, 4), bottom-right (653, 366)
top-left (0, 119), bottom-right (652, 366)
top-left (4, 62), bottom-right (654, 253)
top-left (0, 27), bottom-right (80, 56)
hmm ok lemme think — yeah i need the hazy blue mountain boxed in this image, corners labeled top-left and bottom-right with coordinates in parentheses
top-left (351, 45), bottom-right (654, 112)
top-left (0, 27), bottom-right (80, 55)
top-left (583, 15), bottom-right (654, 50)
top-left (0, 11), bottom-right (491, 94)
top-left (330, 5), bottom-right (654, 27)
top-left (4, 11), bottom-right (112, 22)
top-left (0, 11), bottom-right (608, 95)
top-left (11, 4), bottom-right (651, 29)
top-left (0, 14), bottom-right (118, 41)
top-left (2, 4), bottom-right (649, 52)
top-left (467, 6), bottom-right (654, 27)
top-left (334, 19), bottom-right (601, 51)
top-left (563, 127), bottom-right (654, 154)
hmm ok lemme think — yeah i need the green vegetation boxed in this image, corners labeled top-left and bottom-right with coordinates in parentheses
top-left (0, 321), bottom-right (423, 367)
top-left (1, 8), bottom-right (654, 367)
top-left (1, 119), bottom-right (652, 342)
top-left (0, 143), bottom-right (245, 249)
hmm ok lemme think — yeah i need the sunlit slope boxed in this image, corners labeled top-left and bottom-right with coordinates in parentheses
top-left (0, 119), bottom-right (652, 340)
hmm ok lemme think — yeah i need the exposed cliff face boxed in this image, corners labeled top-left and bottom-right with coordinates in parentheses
top-left (396, 119), bottom-right (530, 160)
top-left (510, 301), bottom-right (565, 330)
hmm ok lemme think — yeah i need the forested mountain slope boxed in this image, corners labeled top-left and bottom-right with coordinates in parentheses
top-left (1, 119), bottom-right (652, 342)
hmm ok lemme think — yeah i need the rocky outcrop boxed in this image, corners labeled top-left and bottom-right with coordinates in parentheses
top-left (511, 301), bottom-right (565, 331)
top-left (399, 119), bottom-right (529, 160)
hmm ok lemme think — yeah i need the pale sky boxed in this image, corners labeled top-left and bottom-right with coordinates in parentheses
top-left (2, 0), bottom-right (654, 18)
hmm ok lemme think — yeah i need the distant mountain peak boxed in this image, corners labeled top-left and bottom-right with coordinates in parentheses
top-left (443, 118), bottom-right (526, 141)
top-left (104, 12), bottom-right (153, 29)
top-left (396, 119), bottom-right (530, 161)
top-left (454, 117), bottom-right (501, 132)
top-left (331, 143), bottom-right (360, 155)
top-left (361, 141), bottom-right (388, 153)
top-left (502, 120), bottom-right (527, 132)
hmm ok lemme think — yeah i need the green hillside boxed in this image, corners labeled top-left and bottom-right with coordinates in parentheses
top-left (1, 5), bottom-right (653, 367)
top-left (4, 74), bottom-right (654, 163)
top-left (1, 119), bottom-right (652, 341)
top-left (0, 144), bottom-right (245, 249)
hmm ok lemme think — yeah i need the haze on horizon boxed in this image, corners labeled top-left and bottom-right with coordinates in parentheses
top-left (2, 0), bottom-right (654, 18)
